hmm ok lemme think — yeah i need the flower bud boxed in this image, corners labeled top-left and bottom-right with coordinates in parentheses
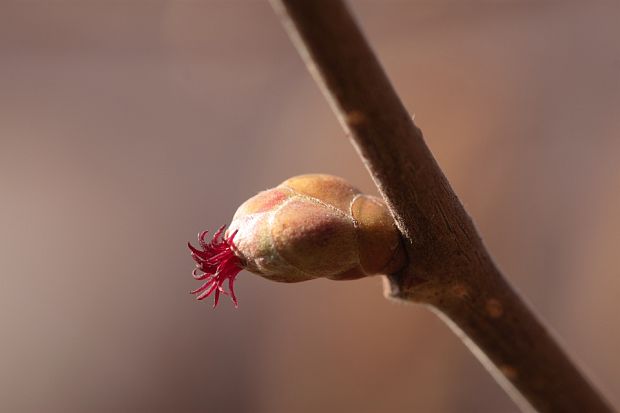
top-left (189, 174), bottom-right (405, 307)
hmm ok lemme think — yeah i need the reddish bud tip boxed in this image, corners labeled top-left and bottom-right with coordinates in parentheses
top-left (188, 225), bottom-right (243, 308)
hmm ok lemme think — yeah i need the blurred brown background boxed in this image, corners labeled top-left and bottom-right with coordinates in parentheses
top-left (1, 1), bottom-right (618, 412)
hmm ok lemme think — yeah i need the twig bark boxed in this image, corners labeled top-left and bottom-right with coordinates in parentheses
top-left (270, 1), bottom-right (613, 412)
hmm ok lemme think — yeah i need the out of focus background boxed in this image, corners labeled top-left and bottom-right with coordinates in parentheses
top-left (1, 1), bottom-right (618, 412)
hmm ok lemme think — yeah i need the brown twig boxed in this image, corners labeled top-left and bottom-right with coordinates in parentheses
top-left (270, 1), bottom-right (613, 412)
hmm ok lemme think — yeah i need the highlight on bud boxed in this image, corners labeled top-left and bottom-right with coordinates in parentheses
top-left (188, 174), bottom-right (406, 308)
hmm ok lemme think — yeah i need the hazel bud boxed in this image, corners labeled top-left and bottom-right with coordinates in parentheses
top-left (188, 174), bottom-right (405, 308)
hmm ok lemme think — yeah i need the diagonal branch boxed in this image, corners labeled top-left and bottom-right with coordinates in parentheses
top-left (270, 0), bottom-right (613, 412)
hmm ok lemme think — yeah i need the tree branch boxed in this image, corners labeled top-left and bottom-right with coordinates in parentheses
top-left (270, 1), bottom-right (613, 412)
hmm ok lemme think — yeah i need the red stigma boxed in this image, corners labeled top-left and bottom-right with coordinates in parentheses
top-left (188, 225), bottom-right (243, 308)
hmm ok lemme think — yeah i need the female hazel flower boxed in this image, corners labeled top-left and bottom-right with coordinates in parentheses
top-left (188, 174), bottom-right (405, 308)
